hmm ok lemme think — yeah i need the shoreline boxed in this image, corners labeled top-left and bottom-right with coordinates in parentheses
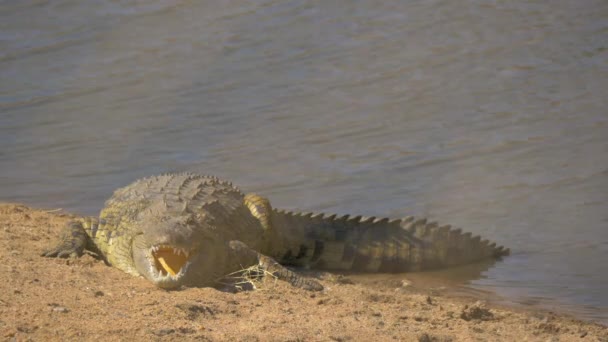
top-left (1, 203), bottom-right (606, 341)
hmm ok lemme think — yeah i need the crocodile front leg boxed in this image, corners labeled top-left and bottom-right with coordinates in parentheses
top-left (41, 220), bottom-right (91, 258)
top-left (227, 240), bottom-right (323, 291)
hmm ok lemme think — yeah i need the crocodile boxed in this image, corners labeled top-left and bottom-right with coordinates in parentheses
top-left (42, 172), bottom-right (509, 290)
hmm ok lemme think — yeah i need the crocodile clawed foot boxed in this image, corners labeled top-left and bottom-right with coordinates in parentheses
top-left (257, 254), bottom-right (324, 291)
top-left (228, 240), bottom-right (324, 291)
top-left (41, 246), bottom-right (82, 258)
top-left (41, 221), bottom-right (88, 258)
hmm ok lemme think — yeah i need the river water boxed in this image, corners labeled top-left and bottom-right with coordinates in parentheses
top-left (1, 0), bottom-right (607, 324)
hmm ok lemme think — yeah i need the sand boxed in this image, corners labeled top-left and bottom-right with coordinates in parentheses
top-left (0, 203), bottom-right (606, 341)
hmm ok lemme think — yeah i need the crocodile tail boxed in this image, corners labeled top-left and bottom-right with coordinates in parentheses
top-left (270, 209), bottom-right (509, 272)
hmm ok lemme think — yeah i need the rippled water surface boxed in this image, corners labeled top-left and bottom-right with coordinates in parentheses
top-left (1, 0), bottom-right (607, 324)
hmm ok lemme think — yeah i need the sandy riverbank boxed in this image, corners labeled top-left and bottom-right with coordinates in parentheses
top-left (0, 203), bottom-right (605, 341)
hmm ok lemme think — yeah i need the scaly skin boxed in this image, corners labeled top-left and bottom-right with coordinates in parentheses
top-left (42, 173), bottom-right (509, 290)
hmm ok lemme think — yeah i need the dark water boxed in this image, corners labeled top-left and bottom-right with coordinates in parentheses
top-left (1, 0), bottom-right (607, 324)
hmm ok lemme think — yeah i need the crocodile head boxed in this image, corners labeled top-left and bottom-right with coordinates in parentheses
top-left (130, 209), bottom-right (220, 289)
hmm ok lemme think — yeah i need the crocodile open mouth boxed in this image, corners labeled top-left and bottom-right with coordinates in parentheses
top-left (151, 245), bottom-right (192, 276)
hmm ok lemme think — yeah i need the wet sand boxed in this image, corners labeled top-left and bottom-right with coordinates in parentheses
top-left (0, 203), bottom-right (606, 341)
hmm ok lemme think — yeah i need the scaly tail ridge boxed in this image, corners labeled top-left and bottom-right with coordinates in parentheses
top-left (270, 209), bottom-right (509, 272)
